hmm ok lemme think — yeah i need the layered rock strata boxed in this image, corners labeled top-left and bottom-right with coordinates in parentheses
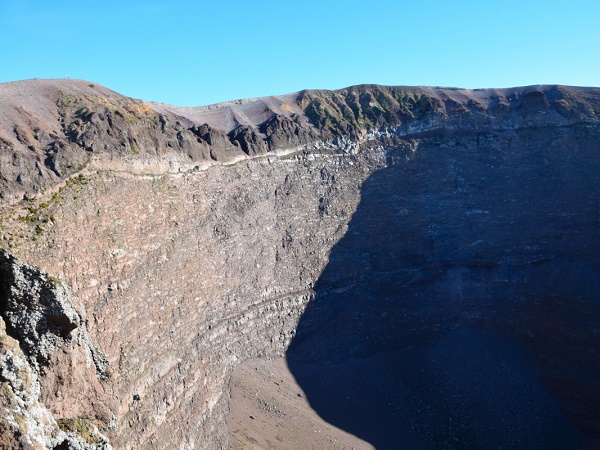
top-left (0, 79), bottom-right (599, 448)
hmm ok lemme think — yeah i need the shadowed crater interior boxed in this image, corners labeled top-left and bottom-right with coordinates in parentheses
top-left (286, 127), bottom-right (600, 449)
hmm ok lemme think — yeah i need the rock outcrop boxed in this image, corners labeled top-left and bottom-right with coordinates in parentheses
top-left (0, 79), bottom-right (599, 448)
top-left (0, 250), bottom-right (112, 449)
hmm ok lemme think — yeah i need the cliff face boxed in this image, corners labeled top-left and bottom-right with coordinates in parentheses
top-left (0, 79), bottom-right (599, 449)
top-left (0, 250), bottom-right (112, 449)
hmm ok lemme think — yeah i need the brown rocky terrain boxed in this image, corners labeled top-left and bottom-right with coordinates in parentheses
top-left (0, 78), bottom-right (599, 448)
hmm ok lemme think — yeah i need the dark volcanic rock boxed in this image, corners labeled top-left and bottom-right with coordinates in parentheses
top-left (260, 114), bottom-right (318, 151)
top-left (0, 250), bottom-right (113, 449)
top-left (0, 250), bottom-right (109, 376)
top-left (228, 125), bottom-right (268, 156)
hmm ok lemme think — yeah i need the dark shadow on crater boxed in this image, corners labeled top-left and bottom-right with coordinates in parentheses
top-left (286, 128), bottom-right (600, 449)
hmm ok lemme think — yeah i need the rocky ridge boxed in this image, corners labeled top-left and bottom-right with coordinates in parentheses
top-left (2, 79), bottom-right (599, 206)
top-left (0, 79), bottom-right (599, 448)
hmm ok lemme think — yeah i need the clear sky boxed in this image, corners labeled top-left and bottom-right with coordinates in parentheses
top-left (1, 0), bottom-right (599, 106)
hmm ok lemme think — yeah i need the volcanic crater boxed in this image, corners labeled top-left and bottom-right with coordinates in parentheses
top-left (0, 79), bottom-right (599, 449)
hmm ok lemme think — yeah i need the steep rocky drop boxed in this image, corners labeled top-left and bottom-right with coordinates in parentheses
top-left (0, 79), bottom-right (599, 448)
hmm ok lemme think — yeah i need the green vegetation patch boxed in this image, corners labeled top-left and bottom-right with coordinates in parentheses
top-left (301, 87), bottom-right (411, 135)
top-left (57, 418), bottom-right (100, 444)
top-left (57, 93), bottom-right (85, 109)
top-left (47, 276), bottom-right (63, 287)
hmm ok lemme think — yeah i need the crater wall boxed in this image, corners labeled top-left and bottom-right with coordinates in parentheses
top-left (1, 80), bottom-right (599, 448)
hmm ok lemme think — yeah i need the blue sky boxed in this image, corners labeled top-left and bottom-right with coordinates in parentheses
top-left (1, 1), bottom-right (599, 106)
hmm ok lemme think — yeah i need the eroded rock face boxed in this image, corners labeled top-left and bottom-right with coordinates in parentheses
top-left (0, 80), bottom-right (599, 448)
top-left (0, 251), bottom-right (112, 450)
